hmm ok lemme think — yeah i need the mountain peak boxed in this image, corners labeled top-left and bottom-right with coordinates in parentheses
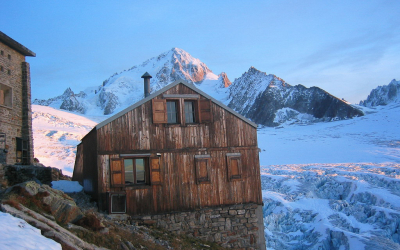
top-left (360, 79), bottom-right (400, 107)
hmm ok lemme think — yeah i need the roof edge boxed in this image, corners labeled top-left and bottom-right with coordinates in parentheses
top-left (0, 31), bottom-right (36, 57)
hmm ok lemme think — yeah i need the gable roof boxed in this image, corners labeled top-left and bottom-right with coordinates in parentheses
top-left (96, 80), bottom-right (257, 129)
top-left (0, 31), bottom-right (36, 57)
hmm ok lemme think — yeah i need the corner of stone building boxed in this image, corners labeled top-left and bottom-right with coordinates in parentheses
top-left (21, 61), bottom-right (34, 164)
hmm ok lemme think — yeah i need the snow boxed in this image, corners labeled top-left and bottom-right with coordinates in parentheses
top-left (51, 180), bottom-right (83, 193)
top-left (259, 104), bottom-right (400, 249)
top-left (0, 212), bottom-right (61, 250)
top-left (32, 105), bottom-right (99, 176)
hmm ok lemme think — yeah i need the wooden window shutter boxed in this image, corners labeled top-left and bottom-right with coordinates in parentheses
top-left (152, 99), bottom-right (167, 123)
top-left (195, 155), bottom-right (211, 184)
top-left (110, 158), bottom-right (125, 188)
top-left (226, 153), bottom-right (242, 181)
top-left (150, 157), bottom-right (162, 185)
top-left (199, 99), bottom-right (212, 123)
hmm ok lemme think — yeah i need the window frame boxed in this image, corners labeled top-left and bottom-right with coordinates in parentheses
top-left (166, 100), bottom-right (180, 124)
top-left (16, 137), bottom-right (29, 164)
top-left (184, 100), bottom-right (196, 124)
top-left (0, 83), bottom-right (13, 108)
top-left (226, 153), bottom-right (242, 181)
top-left (195, 155), bottom-right (211, 184)
top-left (122, 157), bottom-right (150, 186)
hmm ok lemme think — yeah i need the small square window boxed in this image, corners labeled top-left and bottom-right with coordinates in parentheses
top-left (0, 51), bottom-right (3, 56)
top-left (0, 66), bottom-right (3, 72)
top-left (7, 69), bottom-right (11, 75)
top-left (7, 54), bottom-right (11, 60)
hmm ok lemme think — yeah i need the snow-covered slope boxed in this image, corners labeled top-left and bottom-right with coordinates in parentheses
top-left (32, 105), bottom-right (100, 176)
top-left (360, 79), bottom-right (400, 107)
top-left (258, 103), bottom-right (400, 249)
top-left (228, 67), bottom-right (364, 126)
top-left (0, 211), bottom-right (61, 250)
top-left (33, 48), bottom-right (230, 116)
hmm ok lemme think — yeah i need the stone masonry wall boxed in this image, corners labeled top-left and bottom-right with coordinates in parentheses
top-left (0, 42), bottom-right (28, 164)
top-left (128, 203), bottom-right (266, 250)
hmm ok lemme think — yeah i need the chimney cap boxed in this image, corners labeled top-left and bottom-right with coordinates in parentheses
top-left (141, 72), bottom-right (152, 78)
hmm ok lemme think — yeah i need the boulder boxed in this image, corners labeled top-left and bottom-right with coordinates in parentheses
top-left (4, 181), bottom-right (84, 224)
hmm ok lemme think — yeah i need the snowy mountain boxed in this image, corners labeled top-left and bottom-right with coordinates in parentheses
top-left (33, 48), bottom-right (363, 127)
top-left (228, 67), bottom-right (364, 126)
top-left (33, 48), bottom-right (230, 116)
top-left (360, 79), bottom-right (400, 107)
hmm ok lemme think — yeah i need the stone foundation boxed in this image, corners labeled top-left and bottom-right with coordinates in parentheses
top-left (129, 203), bottom-right (266, 249)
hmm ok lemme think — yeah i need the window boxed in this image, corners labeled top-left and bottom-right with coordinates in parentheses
top-left (110, 155), bottom-right (160, 188)
top-left (124, 158), bottom-right (147, 185)
top-left (0, 66), bottom-right (3, 72)
top-left (0, 51), bottom-right (3, 56)
top-left (184, 101), bottom-right (196, 123)
top-left (152, 96), bottom-right (212, 125)
top-left (16, 137), bottom-right (29, 164)
top-left (226, 153), bottom-right (242, 181)
top-left (195, 155), bottom-right (211, 184)
top-left (0, 83), bottom-right (12, 108)
top-left (7, 69), bottom-right (11, 75)
top-left (167, 101), bottom-right (178, 124)
top-left (7, 54), bottom-right (11, 60)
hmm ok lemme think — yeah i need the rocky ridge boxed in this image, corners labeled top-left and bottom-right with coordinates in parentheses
top-left (360, 79), bottom-right (400, 107)
top-left (228, 67), bottom-right (364, 126)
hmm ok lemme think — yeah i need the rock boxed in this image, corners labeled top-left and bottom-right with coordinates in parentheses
top-left (4, 164), bottom-right (70, 187)
top-left (4, 181), bottom-right (84, 224)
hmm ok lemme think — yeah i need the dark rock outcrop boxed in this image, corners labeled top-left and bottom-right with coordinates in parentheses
top-left (4, 164), bottom-right (70, 186)
top-left (228, 67), bottom-right (364, 126)
top-left (360, 79), bottom-right (400, 107)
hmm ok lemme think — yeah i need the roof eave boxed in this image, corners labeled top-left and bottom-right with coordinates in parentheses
top-left (0, 31), bottom-right (36, 57)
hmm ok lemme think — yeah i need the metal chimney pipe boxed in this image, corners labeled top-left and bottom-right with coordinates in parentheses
top-left (141, 72), bottom-right (152, 97)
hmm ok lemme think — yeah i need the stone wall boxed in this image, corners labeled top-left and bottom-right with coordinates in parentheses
top-left (0, 41), bottom-right (33, 165)
top-left (128, 203), bottom-right (266, 250)
top-left (3, 164), bottom-right (70, 186)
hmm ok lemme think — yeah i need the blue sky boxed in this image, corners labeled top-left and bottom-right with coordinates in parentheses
top-left (2, 0), bottom-right (400, 103)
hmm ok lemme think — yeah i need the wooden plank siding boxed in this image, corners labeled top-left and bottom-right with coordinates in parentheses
top-left (86, 83), bottom-right (261, 215)
top-left (98, 148), bottom-right (261, 215)
top-left (81, 128), bottom-right (98, 198)
top-left (72, 143), bottom-right (83, 184)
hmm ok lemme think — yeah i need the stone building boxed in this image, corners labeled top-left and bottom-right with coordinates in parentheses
top-left (0, 31), bottom-right (35, 165)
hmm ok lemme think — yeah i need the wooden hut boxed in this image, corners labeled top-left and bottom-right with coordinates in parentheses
top-left (73, 77), bottom-right (265, 249)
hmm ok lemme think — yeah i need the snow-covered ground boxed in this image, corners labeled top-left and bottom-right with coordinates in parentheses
top-left (258, 104), bottom-right (400, 249)
top-left (0, 210), bottom-right (61, 250)
top-left (32, 105), bottom-right (103, 176)
top-left (27, 102), bottom-right (400, 249)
